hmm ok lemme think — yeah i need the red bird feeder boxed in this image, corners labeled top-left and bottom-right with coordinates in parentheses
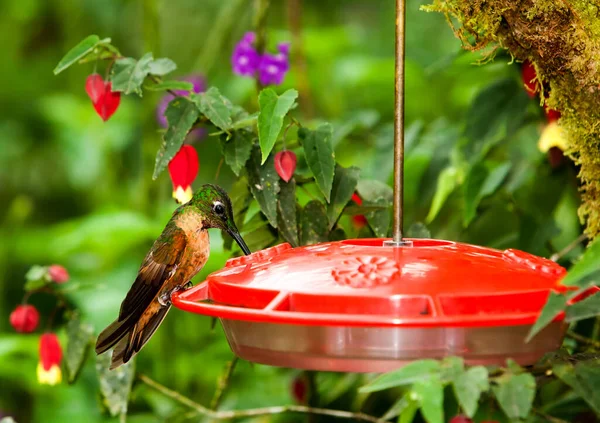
top-left (173, 239), bottom-right (569, 372)
top-left (172, 0), bottom-right (575, 372)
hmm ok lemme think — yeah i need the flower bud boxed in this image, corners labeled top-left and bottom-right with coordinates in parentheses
top-left (48, 264), bottom-right (69, 283)
top-left (9, 305), bottom-right (40, 333)
top-left (274, 150), bottom-right (297, 183)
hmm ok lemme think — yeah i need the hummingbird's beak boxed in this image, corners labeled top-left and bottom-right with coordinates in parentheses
top-left (228, 229), bottom-right (251, 255)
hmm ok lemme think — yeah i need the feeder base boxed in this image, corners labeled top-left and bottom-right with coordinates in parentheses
top-left (221, 319), bottom-right (565, 373)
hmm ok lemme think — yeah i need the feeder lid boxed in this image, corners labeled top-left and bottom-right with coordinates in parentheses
top-left (173, 238), bottom-right (569, 328)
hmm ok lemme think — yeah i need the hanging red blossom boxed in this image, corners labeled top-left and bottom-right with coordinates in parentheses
top-left (351, 193), bottom-right (368, 228)
top-left (291, 375), bottom-right (307, 404)
top-left (48, 264), bottom-right (69, 283)
top-left (9, 305), bottom-right (40, 333)
top-left (544, 104), bottom-right (561, 123)
top-left (274, 150), bottom-right (297, 183)
top-left (521, 60), bottom-right (539, 98)
top-left (169, 145), bottom-right (199, 204)
top-left (37, 333), bottom-right (62, 385)
top-left (85, 74), bottom-right (121, 122)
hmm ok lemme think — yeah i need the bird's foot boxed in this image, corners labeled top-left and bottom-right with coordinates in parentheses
top-left (158, 282), bottom-right (193, 307)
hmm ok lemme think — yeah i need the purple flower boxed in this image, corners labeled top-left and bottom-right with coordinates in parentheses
top-left (258, 52), bottom-right (289, 86)
top-left (231, 32), bottom-right (291, 86)
top-left (156, 75), bottom-right (206, 128)
top-left (231, 33), bottom-right (261, 77)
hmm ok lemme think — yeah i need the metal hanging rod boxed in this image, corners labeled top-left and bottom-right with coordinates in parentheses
top-left (385, 0), bottom-right (407, 247)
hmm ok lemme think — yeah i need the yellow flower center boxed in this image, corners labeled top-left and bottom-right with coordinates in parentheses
top-left (37, 362), bottom-right (62, 385)
top-left (173, 186), bottom-right (193, 204)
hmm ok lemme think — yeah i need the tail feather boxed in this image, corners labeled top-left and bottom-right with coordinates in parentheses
top-left (103, 306), bottom-right (171, 370)
top-left (95, 315), bottom-right (136, 355)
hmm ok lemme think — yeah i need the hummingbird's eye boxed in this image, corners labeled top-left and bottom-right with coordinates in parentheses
top-left (213, 202), bottom-right (226, 216)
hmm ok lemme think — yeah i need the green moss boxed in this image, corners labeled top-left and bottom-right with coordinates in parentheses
top-left (424, 0), bottom-right (600, 238)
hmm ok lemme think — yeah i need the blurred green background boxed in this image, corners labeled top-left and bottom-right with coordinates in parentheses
top-left (0, 0), bottom-right (582, 422)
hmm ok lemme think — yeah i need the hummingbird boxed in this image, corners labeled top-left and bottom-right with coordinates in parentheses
top-left (95, 184), bottom-right (251, 369)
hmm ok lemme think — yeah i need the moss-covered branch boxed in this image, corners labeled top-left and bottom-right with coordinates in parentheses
top-left (424, 0), bottom-right (600, 237)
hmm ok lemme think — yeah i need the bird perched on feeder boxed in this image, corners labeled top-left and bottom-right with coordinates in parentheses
top-left (95, 184), bottom-right (251, 369)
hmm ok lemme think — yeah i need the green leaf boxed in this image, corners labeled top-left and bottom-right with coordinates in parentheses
top-left (223, 177), bottom-right (251, 250)
top-left (413, 375), bottom-right (444, 423)
top-left (110, 52), bottom-right (154, 96)
top-left (96, 353), bottom-right (135, 417)
top-left (342, 204), bottom-right (389, 215)
top-left (145, 81), bottom-right (194, 92)
top-left (406, 222), bottom-right (431, 238)
top-left (246, 145), bottom-right (280, 228)
top-left (440, 356), bottom-right (464, 382)
top-left (65, 313), bottom-right (94, 384)
top-left (257, 88), bottom-right (298, 163)
top-left (194, 87), bottom-right (233, 132)
top-left (554, 359), bottom-right (600, 415)
top-left (277, 180), bottom-right (299, 247)
top-left (463, 162), bottom-right (511, 227)
top-left (300, 201), bottom-right (329, 245)
top-left (53, 35), bottom-right (108, 74)
top-left (356, 179), bottom-right (393, 237)
top-left (356, 179), bottom-right (393, 201)
top-left (398, 398), bottom-right (419, 423)
top-left (493, 373), bottom-right (536, 420)
top-left (453, 366), bottom-right (489, 417)
top-left (464, 78), bottom-right (529, 162)
top-left (381, 394), bottom-right (411, 421)
top-left (566, 291), bottom-right (600, 323)
top-left (526, 291), bottom-right (568, 342)
top-left (152, 97), bottom-right (200, 179)
top-left (219, 130), bottom-right (254, 176)
top-left (148, 58), bottom-right (177, 76)
top-left (426, 166), bottom-right (459, 223)
top-left (327, 165), bottom-right (360, 229)
top-left (561, 239), bottom-right (600, 287)
top-left (299, 124), bottom-right (335, 202)
top-left (26, 265), bottom-right (48, 281)
top-left (240, 214), bottom-right (276, 252)
top-left (24, 265), bottom-right (50, 291)
top-left (360, 360), bottom-right (441, 393)
top-left (366, 198), bottom-right (392, 237)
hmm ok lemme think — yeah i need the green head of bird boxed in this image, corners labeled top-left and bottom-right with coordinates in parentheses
top-left (188, 184), bottom-right (251, 255)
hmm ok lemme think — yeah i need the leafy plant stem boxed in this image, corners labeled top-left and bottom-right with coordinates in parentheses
top-left (281, 120), bottom-right (299, 150)
top-left (150, 75), bottom-right (181, 98)
top-left (532, 408), bottom-right (570, 423)
top-left (566, 331), bottom-right (600, 349)
top-left (138, 373), bottom-right (386, 422)
top-left (550, 233), bottom-right (588, 262)
top-left (287, 0), bottom-right (314, 118)
top-left (210, 357), bottom-right (239, 410)
top-left (253, 0), bottom-right (270, 90)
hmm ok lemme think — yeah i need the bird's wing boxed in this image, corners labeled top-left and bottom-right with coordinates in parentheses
top-left (118, 222), bottom-right (188, 321)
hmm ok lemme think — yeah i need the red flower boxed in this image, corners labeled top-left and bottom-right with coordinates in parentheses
top-left (48, 264), bottom-right (69, 283)
top-left (9, 305), bottom-right (40, 333)
top-left (38, 333), bottom-right (62, 385)
top-left (351, 193), bottom-right (368, 228)
top-left (449, 416), bottom-right (473, 423)
top-left (85, 74), bottom-right (121, 122)
top-left (169, 145), bottom-right (199, 204)
top-left (291, 375), bottom-right (307, 404)
top-left (274, 150), bottom-right (297, 182)
top-left (544, 104), bottom-right (561, 123)
top-left (522, 60), bottom-right (539, 98)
